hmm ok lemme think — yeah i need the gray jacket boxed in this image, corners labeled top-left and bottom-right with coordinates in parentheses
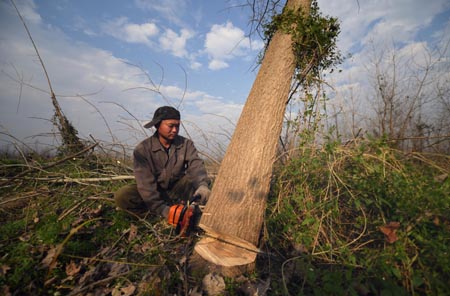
top-left (133, 133), bottom-right (208, 215)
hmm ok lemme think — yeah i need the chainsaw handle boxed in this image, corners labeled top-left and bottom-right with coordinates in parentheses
top-left (189, 194), bottom-right (201, 204)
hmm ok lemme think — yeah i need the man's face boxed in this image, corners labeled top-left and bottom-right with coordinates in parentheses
top-left (157, 119), bottom-right (180, 142)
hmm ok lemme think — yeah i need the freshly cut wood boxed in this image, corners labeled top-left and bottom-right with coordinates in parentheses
top-left (195, 237), bottom-right (256, 267)
top-left (195, 225), bottom-right (258, 267)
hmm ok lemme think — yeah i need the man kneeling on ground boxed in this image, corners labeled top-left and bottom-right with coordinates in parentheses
top-left (114, 106), bottom-right (211, 235)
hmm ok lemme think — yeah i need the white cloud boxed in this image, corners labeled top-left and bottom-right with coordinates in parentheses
top-left (0, 2), bottom-right (250, 152)
top-left (159, 28), bottom-right (194, 58)
top-left (204, 21), bottom-right (262, 70)
top-left (317, 0), bottom-right (450, 54)
top-left (209, 60), bottom-right (229, 70)
top-left (316, 0), bottom-right (450, 107)
top-left (73, 15), bottom-right (97, 37)
top-left (0, 27), bottom-right (154, 147)
top-left (102, 17), bottom-right (196, 61)
top-left (396, 42), bottom-right (430, 68)
top-left (5, 0), bottom-right (42, 24)
top-left (124, 22), bottom-right (159, 43)
top-left (134, 0), bottom-right (188, 27)
top-left (102, 17), bottom-right (159, 46)
top-left (190, 60), bottom-right (202, 70)
top-left (0, 4), bottom-right (239, 151)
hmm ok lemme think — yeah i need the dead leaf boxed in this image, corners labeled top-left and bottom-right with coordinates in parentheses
top-left (44, 276), bottom-right (57, 286)
top-left (18, 233), bottom-right (31, 242)
top-left (433, 216), bottom-right (440, 226)
top-left (132, 244), bottom-right (141, 253)
top-left (65, 260), bottom-right (81, 276)
top-left (97, 246), bottom-right (111, 258)
top-left (109, 262), bottom-right (129, 277)
top-left (121, 284), bottom-right (136, 296)
top-left (203, 272), bottom-right (226, 296)
top-left (128, 224), bottom-right (138, 242)
top-left (138, 274), bottom-right (161, 294)
top-left (112, 283), bottom-right (135, 295)
top-left (79, 266), bottom-right (95, 285)
top-left (1, 285), bottom-right (11, 296)
top-left (112, 287), bottom-right (122, 296)
top-left (379, 221), bottom-right (400, 243)
top-left (41, 246), bottom-right (58, 269)
top-left (92, 205), bottom-right (103, 216)
top-left (434, 173), bottom-right (448, 183)
top-left (179, 255), bottom-right (187, 266)
top-left (140, 242), bottom-right (153, 253)
top-left (0, 265), bottom-right (11, 276)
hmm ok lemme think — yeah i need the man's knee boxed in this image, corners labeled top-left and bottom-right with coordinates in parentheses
top-left (114, 184), bottom-right (140, 209)
top-left (114, 184), bottom-right (152, 218)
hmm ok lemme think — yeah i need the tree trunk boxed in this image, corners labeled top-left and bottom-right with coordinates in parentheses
top-left (192, 0), bottom-right (311, 276)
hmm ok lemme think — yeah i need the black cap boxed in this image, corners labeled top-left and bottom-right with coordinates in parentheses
top-left (144, 106), bottom-right (181, 128)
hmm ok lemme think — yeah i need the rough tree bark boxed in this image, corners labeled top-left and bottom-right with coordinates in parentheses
top-left (192, 0), bottom-right (312, 276)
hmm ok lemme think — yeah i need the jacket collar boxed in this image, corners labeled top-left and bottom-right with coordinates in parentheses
top-left (150, 132), bottom-right (184, 152)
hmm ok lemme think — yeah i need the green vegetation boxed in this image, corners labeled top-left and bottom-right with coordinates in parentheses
top-left (1, 138), bottom-right (448, 295)
top-left (0, 156), bottom-right (194, 295)
top-left (263, 0), bottom-right (342, 87)
top-left (264, 139), bottom-right (449, 295)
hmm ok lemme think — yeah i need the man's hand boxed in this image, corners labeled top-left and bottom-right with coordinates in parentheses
top-left (194, 185), bottom-right (211, 204)
top-left (168, 204), bottom-right (195, 236)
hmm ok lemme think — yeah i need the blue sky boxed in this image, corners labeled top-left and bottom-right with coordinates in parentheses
top-left (1, 0), bottom-right (449, 155)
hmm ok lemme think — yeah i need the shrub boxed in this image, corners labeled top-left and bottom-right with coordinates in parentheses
top-left (265, 138), bottom-right (449, 295)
